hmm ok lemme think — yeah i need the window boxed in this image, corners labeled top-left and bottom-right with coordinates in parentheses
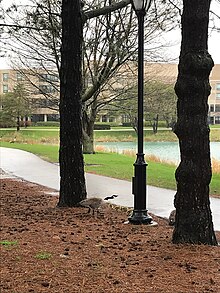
top-left (39, 74), bottom-right (59, 82)
top-left (122, 114), bottom-right (130, 123)
top-left (216, 93), bottom-right (220, 99)
top-left (209, 104), bottom-right (214, 112)
top-left (215, 105), bottom-right (220, 112)
top-left (32, 98), bottom-right (47, 108)
top-left (17, 72), bottom-right (24, 81)
top-left (215, 116), bottom-right (220, 124)
top-left (47, 114), bottom-right (60, 121)
top-left (39, 84), bottom-right (56, 94)
top-left (216, 83), bottom-right (220, 91)
top-left (3, 84), bottom-right (8, 93)
top-left (101, 115), bottom-right (108, 122)
top-left (32, 98), bottom-right (56, 108)
top-left (209, 117), bottom-right (214, 125)
top-left (31, 114), bottom-right (44, 122)
top-left (2, 73), bottom-right (9, 81)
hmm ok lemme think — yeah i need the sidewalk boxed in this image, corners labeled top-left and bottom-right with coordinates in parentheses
top-left (1, 147), bottom-right (219, 230)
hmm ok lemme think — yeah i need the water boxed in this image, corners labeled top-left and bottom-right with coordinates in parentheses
top-left (96, 141), bottom-right (220, 163)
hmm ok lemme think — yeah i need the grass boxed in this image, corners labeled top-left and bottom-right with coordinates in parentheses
top-left (210, 129), bottom-right (220, 141)
top-left (85, 152), bottom-right (177, 190)
top-left (1, 141), bottom-right (219, 196)
top-left (95, 129), bottom-right (178, 142)
top-left (0, 240), bottom-right (18, 246)
top-left (210, 125), bottom-right (220, 129)
top-left (35, 252), bottom-right (52, 260)
top-left (0, 129), bottom-right (59, 144)
top-left (1, 126), bottom-right (219, 143)
top-left (85, 150), bottom-right (220, 196)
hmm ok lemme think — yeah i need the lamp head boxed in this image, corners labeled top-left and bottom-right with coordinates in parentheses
top-left (132, 0), bottom-right (152, 12)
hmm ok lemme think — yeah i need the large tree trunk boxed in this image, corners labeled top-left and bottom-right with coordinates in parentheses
top-left (58, 0), bottom-right (87, 207)
top-left (173, 0), bottom-right (217, 245)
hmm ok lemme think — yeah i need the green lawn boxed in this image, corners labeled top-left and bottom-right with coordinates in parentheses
top-left (95, 129), bottom-right (178, 142)
top-left (1, 128), bottom-right (178, 143)
top-left (1, 126), bottom-right (219, 143)
top-left (1, 142), bottom-right (219, 196)
top-left (0, 129), bottom-right (59, 143)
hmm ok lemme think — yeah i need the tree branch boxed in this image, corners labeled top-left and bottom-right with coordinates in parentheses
top-left (83, 0), bottom-right (131, 21)
top-left (0, 23), bottom-right (43, 31)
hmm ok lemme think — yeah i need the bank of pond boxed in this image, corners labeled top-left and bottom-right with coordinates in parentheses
top-left (95, 141), bottom-right (220, 163)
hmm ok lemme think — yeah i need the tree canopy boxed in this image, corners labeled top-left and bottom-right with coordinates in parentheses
top-left (0, 84), bottom-right (31, 129)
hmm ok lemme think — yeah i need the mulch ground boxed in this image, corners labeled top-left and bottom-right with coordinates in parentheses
top-left (0, 178), bottom-right (220, 293)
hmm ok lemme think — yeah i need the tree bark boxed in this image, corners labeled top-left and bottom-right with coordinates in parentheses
top-left (82, 109), bottom-right (96, 154)
top-left (82, 132), bottom-right (95, 154)
top-left (173, 0), bottom-right (217, 245)
top-left (58, 0), bottom-right (87, 207)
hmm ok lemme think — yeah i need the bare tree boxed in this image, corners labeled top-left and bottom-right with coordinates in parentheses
top-left (107, 78), bottom-right (177, 133)
top-left (81, 0), bottom-right (180, 152)
top-left (0, 0), bottom-right (180, 153)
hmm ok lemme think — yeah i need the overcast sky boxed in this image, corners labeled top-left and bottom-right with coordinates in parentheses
top-left (0, 0), bottom-right (220, 69)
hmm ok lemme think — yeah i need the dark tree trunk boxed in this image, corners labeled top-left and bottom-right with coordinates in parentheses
top-left (58, 0), bottom-right (87, 207)
top-left (152, 114), bottom-right (158, 134)
top-left (16, 114), bottom-right (20, 131)
top-left (173, 0), bottom-right (217, 245)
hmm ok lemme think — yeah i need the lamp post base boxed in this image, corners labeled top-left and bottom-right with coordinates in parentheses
top-left (128, 210), bottom-right (152, 224)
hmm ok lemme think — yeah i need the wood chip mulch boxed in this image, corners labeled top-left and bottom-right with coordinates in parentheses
top-left (0, 178), bottom-right (220, 293)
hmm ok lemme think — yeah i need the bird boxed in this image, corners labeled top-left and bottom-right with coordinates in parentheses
top-left (104, 194), bottom-right (118, 200)
top-left (168, 209), bottom-right (176, 226)
top-left (79, 197), bottom-right (104, 215)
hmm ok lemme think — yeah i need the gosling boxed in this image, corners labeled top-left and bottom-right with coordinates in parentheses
top-left (168, 209), bottom-right (176, 226)
top-left (79, 197), bottom-right (104, 215)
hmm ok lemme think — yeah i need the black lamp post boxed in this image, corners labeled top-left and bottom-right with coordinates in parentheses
top-left (128, 0), bottom-right (153, 224)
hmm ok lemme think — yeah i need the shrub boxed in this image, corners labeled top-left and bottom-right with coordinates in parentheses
top-left (94, 124), bottom-right (111, 130)
top-left (34, 121), bottom-right (60, 127)
top-left (122, 122), bottom-right (132, 127)
top-left (0, 121), bottom-right (16, 128)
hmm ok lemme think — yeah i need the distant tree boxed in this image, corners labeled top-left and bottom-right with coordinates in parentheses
top-left (173, 0), bottom-right (217, 245)
top-left (0, 84), bottom-right (30, 130)
top-left (108, 80), bottom-right (177, 133)
top-left (144, 81), bottom-right (177, 133)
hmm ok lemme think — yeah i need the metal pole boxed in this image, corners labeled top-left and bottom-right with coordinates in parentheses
top-left (129, 10), bottom-right (152, 224)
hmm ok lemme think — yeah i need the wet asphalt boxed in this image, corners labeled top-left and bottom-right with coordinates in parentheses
top-left (1, 147), bottom-right (219, 231)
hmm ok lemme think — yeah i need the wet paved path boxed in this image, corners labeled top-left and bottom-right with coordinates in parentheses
top-left (1, 147), bottom-right (219, 231)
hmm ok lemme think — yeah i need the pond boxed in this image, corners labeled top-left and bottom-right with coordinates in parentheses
top-left (95, 141), bottom-right (220, 163)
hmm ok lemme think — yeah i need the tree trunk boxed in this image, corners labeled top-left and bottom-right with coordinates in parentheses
top-left (82, 106), bottom-right (96, 154)
top-left (58, 0), bottom-right (87, 207)
top-left (152, 114), bottom-right (158, 134)
top-left (173, 0), bottom-right (217, 245)
top-left (16, 114), bottom-right (20, 131)
top-left (82, 131), bottom-right (95, 154)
